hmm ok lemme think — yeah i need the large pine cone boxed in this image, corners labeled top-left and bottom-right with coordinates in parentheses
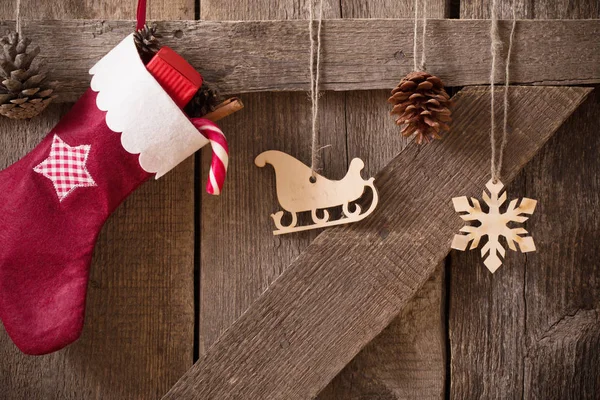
top-left (388, 71), bottom-right (452, 144)
top-left (0, 32), bottom-right (56, 120)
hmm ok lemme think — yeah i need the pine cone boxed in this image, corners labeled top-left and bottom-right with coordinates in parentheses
top-left (134, 24), bottom-right (162, 63)
top-left (184, 82), bottom-right (220, 117)
top-left (388, 71), bottom-right (452, 144)
top-left (0, 32), bottom-right (56, 120)
top-left (133, 23), bottom-right (220, 118)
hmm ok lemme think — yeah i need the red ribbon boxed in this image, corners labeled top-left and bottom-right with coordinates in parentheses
top-left (136, 0), bottom-right (147, 30)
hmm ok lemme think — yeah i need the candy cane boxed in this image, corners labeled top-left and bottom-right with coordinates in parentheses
top-left (191, 118), bottom-right (229, 195)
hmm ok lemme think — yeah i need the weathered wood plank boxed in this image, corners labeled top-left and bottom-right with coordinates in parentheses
top-left (200, 0), bottom-right (340, 20)
top-left (0, 1), bottom-right (195, 399)
top-left (163, 86), bottom-right (591, 399)
top-left (461, 0), bottom-right (600, 19)
top-left (0, 18), bottom-right (597, 101)
top-left (0, 0), bottom-right (194, 21)
top-left (449, 92), bottom-right (600, 400)
top-left (448, 240), bottom-right (529, 398)
top-left (450, 1), bottom-right (600, 399)
top-left (340, 0), bottom-right (449, 18)
top-left (521, 88), bottom-right (600, 398)
top-left (198, 0), bottom-right (346, 358)
top-left (319, 0), bottom-right (449, 398)
top-left (449, 3), bottom-right (531, 400)
top-left (319, 267), bottom-right (446, 400)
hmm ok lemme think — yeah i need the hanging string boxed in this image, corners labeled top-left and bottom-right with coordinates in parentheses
top-left (420, 0), bottom-right (427, 71)
top-left (489, 0), bottom-right (517, 183)
top-left (136, 0), bottom-right (147, 30)
top-left (15, 0), bottom-right (22, 36)
top-left (489, 1), bottom-right (499, 181)
top-left (309, 0), bottom-right (324, 178)
top-left (413, 0), bottom-right (427, 71)
top-left (500, 7), bottom-right (517, 178)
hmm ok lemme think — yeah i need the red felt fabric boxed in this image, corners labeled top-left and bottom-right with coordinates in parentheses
top-left (0, 89), bottom-right (152, 355)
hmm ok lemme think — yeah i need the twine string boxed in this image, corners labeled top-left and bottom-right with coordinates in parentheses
top-left (413, 0), bottom-right (427, 71)
top-left (420, 0), bottom-right (427, 71)
top-left (309, 0), bottom-right (324, 178)
top-left (15, 0), bottom-right (22, 36)
top-left (489, 0), bottom-right (517, 183)
top-left (500, 8), bottom-right (517, 179)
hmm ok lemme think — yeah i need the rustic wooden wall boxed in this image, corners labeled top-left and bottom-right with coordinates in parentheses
top-left (0, 0), bottom-right (196, 399)
top-left (0, 0), bottom-right (598, 399)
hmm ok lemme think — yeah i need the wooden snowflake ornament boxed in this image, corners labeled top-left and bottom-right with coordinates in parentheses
top-left (452, 179), bottom-right (537, 273)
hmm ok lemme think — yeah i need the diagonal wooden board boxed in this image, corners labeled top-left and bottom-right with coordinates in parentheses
top-left (162, 86), bottom-right (591, 399)
top-left (0, 19), bottom-right (598, 100)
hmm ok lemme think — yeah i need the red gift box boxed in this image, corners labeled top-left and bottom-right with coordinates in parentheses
top-left (146, 46), bottom-right (203, 108)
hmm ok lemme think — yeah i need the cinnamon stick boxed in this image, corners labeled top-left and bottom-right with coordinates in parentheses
top-left (203, 98), bottom-right (244, 122)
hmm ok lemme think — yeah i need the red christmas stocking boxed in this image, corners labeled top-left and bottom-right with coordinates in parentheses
top-left (0, 35), bottom-right (228, 355)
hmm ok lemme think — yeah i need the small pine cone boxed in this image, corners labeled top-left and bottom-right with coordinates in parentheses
top-left (184, 82), bottom-right (220, 117)
top-left (134, 24), bottom-right (162, 63)
top-left (388, 71), bottom-right (452, 145)
top-left (0, 32), bottom-right (57, 120)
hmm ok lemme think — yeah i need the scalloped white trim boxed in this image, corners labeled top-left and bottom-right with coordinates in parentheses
top-left (89, 34), bottom-right (208, 179)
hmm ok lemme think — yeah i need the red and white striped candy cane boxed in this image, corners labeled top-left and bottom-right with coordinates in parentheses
top-left (191, 118), bottom-right (229, 195)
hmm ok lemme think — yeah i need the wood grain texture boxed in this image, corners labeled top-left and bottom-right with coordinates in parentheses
top-left (461, 0), bottom-right (600, 19)
top-left (164, 86), bottom-right (591, 399)
top-left (201, 0), bottom-right (340, 21)
top-left (318, 267), bottom-right (446, 400)
top-left (450, 2), bottom-right (600, 400)
top-left (319, 0), bottom-right (449, 398)
top-left (449, 90), bottom-right (600, 400)
top-left (0, 0), bottom-right (195, 399)
top-left (0, 18), bottom-right (597, 102)
top-left (340, 0), bottom-right (449, 18)
top-left (0, 0), bottom-right (194, 21)
top-left (198, 0), bottom-right (345, 357)
top-left (520, 89), bottom-right (600, 398)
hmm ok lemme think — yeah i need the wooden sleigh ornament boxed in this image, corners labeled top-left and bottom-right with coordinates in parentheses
top-left (255, 150), bottom-right (379, 235)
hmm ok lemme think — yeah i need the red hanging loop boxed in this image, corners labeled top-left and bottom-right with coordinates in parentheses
top-left (136, 0), bottom-right (147, 30)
